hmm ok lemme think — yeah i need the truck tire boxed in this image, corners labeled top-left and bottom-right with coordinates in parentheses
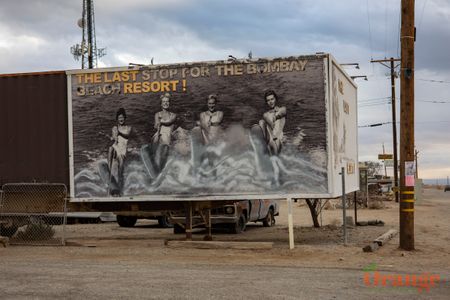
top-left (263, 208), bottom-right (275, 227)
top-left (173, 224), bottom-right (185, 234)
top-left (231, 213), bottom-right (246, 234)
top-left (0, 225), bottom-right (19, 237)
top-left (116, 215), bottom-right (137, 227)
top-left (157, 215), bottom-right (173, 228)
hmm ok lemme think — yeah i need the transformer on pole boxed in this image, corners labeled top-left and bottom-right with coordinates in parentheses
top-left (70, 0), bottom-right (106, 69)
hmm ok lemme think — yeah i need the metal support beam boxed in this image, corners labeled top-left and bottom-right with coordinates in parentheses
top-left (86, 0), bottom-right (94, 69)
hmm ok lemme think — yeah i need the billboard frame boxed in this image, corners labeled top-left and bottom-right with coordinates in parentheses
top-left (66, 53), bottom-right (358, 202)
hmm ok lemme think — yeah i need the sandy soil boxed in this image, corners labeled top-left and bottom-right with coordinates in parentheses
top-left (1, 188), bottom-right (449, 299)
top-left (4, 188), bottom-right (447, 274)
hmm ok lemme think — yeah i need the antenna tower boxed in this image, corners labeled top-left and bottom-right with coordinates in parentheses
top-left (70, 0), bottom-right (106, 69)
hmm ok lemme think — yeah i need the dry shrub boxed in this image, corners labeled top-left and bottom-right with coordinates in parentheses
top-left (323, 201), bottom-right (335, 210)
top-left (368, 199), bottom-right (385, 209)
top-left (329, 218), bottom-right (341, 227)
top-left (16, 223), bottom-right (55, 241)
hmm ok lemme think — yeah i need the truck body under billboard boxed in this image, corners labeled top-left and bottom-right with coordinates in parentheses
top-left (67, 54), bottom-right (358, 201)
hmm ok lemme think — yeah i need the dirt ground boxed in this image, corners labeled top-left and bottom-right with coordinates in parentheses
top-left (0, 188), bottom-right (449, 299)
top-left (6, 188), bottom-right (449, 271)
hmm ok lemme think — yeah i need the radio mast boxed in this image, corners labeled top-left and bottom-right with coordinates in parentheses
top-left (70, 0), bottom-right (106, 69)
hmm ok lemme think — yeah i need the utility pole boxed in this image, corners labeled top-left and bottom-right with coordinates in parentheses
top-left (400, 0), bottom-right (415, 251)
top-left (370, 57), bottom-right (400, 202)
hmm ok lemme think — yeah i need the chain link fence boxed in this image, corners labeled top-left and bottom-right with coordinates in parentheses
top-left (0, 183), bottom-right (67, 246)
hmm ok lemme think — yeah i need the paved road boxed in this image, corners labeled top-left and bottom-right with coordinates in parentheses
top-left (1, 256), bottom-right (448, 299)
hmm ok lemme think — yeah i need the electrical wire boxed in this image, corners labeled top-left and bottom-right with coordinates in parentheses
top-left (359, 96), bottom-right (391, 102)
top-left (416, 120), bottom-right (450, 124)
top-left (384, 0), bottom-right (388, 58)
top-left (358, 121), bottom-right (392, 128)
top-left (359, 120), bottom-right (450, 128)
top-left (396, 2), bottom-right (401, 58)
top-left (418, 0), bottom-right (429, 30)
top-left (359, 103), bottom-right (391, 108)
top-left (360, 99), bottom-right (450, 106)
top-left (366, 0), bottom-right (374, 60)
top-left (416, 78), bottom-right (450, 84)
top-left (417, 100), bottom-right (450, 104)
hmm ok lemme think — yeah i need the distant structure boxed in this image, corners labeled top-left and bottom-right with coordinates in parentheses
top-left (70, 0), bottom-right (106, 69)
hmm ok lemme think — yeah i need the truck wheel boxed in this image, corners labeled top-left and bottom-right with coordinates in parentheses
top-left (173, 224), bottom-right (185, 234)
top-left (157, 215), bottom-right (173, 228)
top-left (0, 225), bottom-right (19, 237)
top-left (116, 215), bottom-right (137, 227)
top-left (263, 208), bottom-right (275, 227)
top-left (231, 213), bottom-right (246, 234)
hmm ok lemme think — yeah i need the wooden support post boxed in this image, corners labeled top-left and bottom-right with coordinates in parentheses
top-left (203, 208), bottom-right (212, 241)
top-left (287, 197), bottom-right (294, 250)
top-left (185, 202), bottom-right (193, 241)
top-left (370, 57), bottom-right (401, 203)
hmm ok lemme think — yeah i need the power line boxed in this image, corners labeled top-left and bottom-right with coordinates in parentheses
top-left (359, 96), bottom-right (391, 102)
top-left (418, 0), bottom-right (429, 30)
top-left (359, 120), bottom-right (450, 128)
top-left (359, 103), bottom-right (390, 106)
top-left (396, 2), bottom-right (401, 57)
top-left (358, 121), bottom-right (391, 128)
top-left (359, 100), bottom-right (391, 105)
top-left (360, 99), bottom-right (450, 106)
top-left (366, 0), bottom-right (374, 59)
top-left (416, 78), bottom-right (450, 84)
top-left (417, 100), bottom-right (450, 104)
top-left (359, 103), bottom-right (390, 107)
top-left (416, 120), bottom-right (450, 124)
top-left (384, 0), bottom-right (388, 58)
top-left (359, 102), bottom-right (391, 108)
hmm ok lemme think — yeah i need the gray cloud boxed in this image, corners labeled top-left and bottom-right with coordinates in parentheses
top-left (0, 0), bottom-right (449, 178)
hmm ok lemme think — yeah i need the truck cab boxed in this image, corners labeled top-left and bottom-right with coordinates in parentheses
top-left (170, 199), bottom-right (279, 234)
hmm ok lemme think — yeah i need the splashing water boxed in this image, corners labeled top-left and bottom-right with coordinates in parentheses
top-left (74, 126), bottom-right (328, 198)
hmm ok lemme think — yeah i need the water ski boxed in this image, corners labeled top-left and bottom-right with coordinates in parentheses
top-left (250, 125), bottom-right (275, 179)
top-left (98, 160), bottom-right (121, 196)
top-left (155, 144), bottom-right (169, 172)
top-left (190, 127), bottom-right (205, 170)
top-left (140, 144), bottom-right (159, 179)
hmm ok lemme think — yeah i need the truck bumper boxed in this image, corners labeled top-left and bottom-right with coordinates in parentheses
top-left (171, 215), bottom-right (238, 225)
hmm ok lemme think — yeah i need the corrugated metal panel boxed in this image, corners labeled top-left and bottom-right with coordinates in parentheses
top-left (0, 71), bottom-right (69, 187)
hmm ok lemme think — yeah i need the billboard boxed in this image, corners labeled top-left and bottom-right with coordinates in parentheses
top-left (68, 54), bottom-right (357, 201)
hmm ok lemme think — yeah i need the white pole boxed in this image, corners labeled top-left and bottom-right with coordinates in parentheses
top-left (341, 167), bottom-right (347, 245)
top-left (287, 197), bottom-right (294, 249)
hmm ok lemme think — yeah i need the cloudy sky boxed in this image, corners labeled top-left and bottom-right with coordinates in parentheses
top-left (1, 0), bottom-right (449, 181)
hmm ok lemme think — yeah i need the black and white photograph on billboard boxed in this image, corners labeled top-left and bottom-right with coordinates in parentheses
top-left (70, 55), bottom-right (329, 199)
